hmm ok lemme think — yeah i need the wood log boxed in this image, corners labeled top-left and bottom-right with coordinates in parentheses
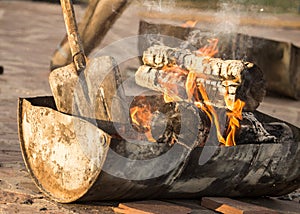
top-left (134, 65), bottom-right (233, 112)
top-left (139, 20), bottom-right (300, 100)
top-left (236, 112), bottom-right (294, 145)
top-left (97, 94), bottom-right (209, 147)
top-left (140, 45), bottom-right (266, 112)
top-left (150, 101), bottom-right (210, 147)
top-left (135, 65), bottom-right (189, 104)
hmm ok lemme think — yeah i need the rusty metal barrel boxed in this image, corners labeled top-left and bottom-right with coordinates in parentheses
top-left (18, 96), bottom-right (300, 203)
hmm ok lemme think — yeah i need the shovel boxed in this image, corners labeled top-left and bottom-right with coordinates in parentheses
top-left (49, 0), bottom-right (125, 122)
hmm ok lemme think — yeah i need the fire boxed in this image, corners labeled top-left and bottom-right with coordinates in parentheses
top-left (129, 97), bottom-right (156, 142)
top-left (197, 83), bottom-right (226, 145)
top-left (181, 20), bottom-right (198, 28)
top-left (164, 94), bottom-right (175, 103)
top-left (197, 38), bottom-right (219, 57)
top-left (131, 36), bottom-right (245, 146)
top-left (162, 65), bottom-right (189, 75)
top-left (185, 71), bottom-right (197, 101)
top-left (224, 98), bottom-right (245, 146)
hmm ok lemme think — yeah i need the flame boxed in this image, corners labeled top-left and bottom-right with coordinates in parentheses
top-left (185, 71), bottom-right (197, 101)
top-left (197, 83), bottom-right (226, 145)
top-left (162, 65), bottom-right (189, 75)
top-left (131, 36), bottom-right (245, 146)
top-left (159, 65), bottom-right (188, 102)
top-left (129, 97), bottom-right (156, 142)
top-left (181, 20), bottom-right (198, 28)
top-left (224, 98), bottom-right (245, 146)
top-left (159, 38), bottom-right (244, 146)
top-left (164, 93), bottom-right (175, 103)
top-left (197, 38), bottom-right (219, 57)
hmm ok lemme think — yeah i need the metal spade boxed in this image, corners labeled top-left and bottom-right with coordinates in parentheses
top-left (49, 0), bottom-right (124, 122)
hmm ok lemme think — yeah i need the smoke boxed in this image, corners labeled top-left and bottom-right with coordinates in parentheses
top-left (140, 0), bottom-right (176, 12)
top-left (213, 1), bottom-right (242, 34)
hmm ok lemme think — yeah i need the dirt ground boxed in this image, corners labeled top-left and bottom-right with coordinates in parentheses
top-left (0, 0), bottom-right (299, 213)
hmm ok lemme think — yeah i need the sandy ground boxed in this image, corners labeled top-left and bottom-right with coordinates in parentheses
top-left (0, 0), bottom-right (299, 213)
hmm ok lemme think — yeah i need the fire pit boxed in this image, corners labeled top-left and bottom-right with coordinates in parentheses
top-left (18, 12), bottom-right (300, 203)
top-left (18, 95), bottom-right (300, 202)
top-left (19, 40), bottom-right (300, 201)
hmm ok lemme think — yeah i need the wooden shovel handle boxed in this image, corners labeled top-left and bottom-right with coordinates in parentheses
top-left (60, 0), bottom-right (86, 73)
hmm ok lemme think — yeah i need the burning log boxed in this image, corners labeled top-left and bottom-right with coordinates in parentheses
top-left (150, 101), bottom-right (210, 147)
top-left (134, 45), bottom-right (267, 146)
top-left (140, 45), bottom-right (266, 112)
top-left (135, 65), bottom-right (233, 146)
top-left (128, 95), bottom-right (210, 147)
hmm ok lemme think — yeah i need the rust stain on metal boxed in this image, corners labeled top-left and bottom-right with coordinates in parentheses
top-left (18, 97), bottom-right (111, 203)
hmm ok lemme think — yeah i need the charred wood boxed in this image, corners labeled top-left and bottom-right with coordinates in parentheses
top-left (236, 112), bottom-right (277, 145)
top-left (150, 102), bottom-right (210, 147)
top-left (135, 65), bottom-right (188, 103)
top-left (127, 95), bottom-right (210, 148)
top-left (236, 112), bottom-right (294, 145)
top-left (109, 101), bottom-right (210, 168)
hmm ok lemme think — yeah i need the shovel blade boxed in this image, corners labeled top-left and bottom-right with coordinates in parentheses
top-left (49, 56), bottom-right (126, 122)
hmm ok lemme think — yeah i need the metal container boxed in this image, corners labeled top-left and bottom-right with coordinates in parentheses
top-left (18, 97), bottom-right (300, 202)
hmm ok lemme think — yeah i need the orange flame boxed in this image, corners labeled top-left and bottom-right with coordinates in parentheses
top-left (224, 98), bottom-right (245, 146)
top-left (131, 36), bottom-right (245, 146)
top-left (164, 93), bottom-right (175, 103)
top-left (185, 71), bottom-right (197, 101)
top-left (197, 83), bottom-right (226, 145)
top-left (129, 98), bottom-right (156, 142)
top-left (162, 65), bottom-right (189, 75)
top-left (197, 38), bottom-right (219, 57)
top-left (181, 20), bottom-right (198, 28)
